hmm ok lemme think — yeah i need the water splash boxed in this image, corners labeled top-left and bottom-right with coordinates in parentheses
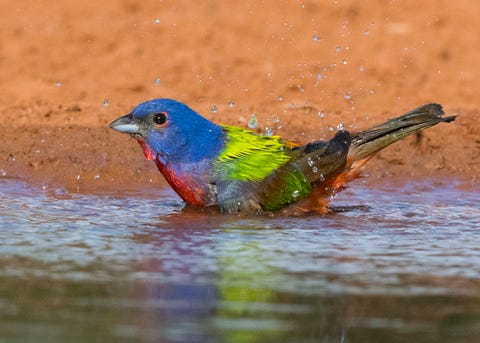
top-left (307, 157), bottom-right (315, 167)
top-left (248, 114), bottom-right (258, 129)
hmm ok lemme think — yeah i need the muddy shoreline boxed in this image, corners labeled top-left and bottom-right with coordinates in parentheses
top-left (1, 1), bottom-right (478, 194)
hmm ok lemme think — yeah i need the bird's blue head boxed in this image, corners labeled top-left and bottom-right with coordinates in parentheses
top-left (109, 98), bottom-right (225, 163)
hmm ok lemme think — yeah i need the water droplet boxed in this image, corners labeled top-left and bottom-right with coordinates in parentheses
top-left (153, 18), bottom-right (161, 24)
top-left (307, 157), bottom-right (315, 167)
top-left (0, 169), bottom-right (6, 177)
top-left (154, 78), bottom-right (161, 85)
top-left (55, 82), bottom-right (62, 87)
top-left (342, 59), bottom-right (347, 65)
top-left (94, 174), bottom-right (100, 180)
top-left (297, 85), bottom-right (305, 92)
top-left (248, 114), bottom-right (258, 129)
top-left (292, 190), bottom-right (300, 198)
top-left (312, 35), bottom-right (321, 42)
top-left (364, 29), bottom-right (369, 35)
top-left (359, 65), bottom-right (364, 72)
top-left (316, 74), bottom-right (323, 81)
top-left (273, 116), bottom-right (281, 124)
top-left (318, 111), bottom-right (325, 118)
top-left (328, 126), bottom-right (334, 132)
top-left (319, 174), bottom-right (325, 182)
top-left (103, 99), bottom-right (109, 107)
top-left (210, 105), bottom-right (217, 113)
top-left (337, 123), bottom-right (344, 131)
top-left (344, 92), bottom-right (351, 100)
top-left (75, 175), bottom-right (81, 180)
top-left (335, 46), bottom-right (341, 52)
top-left (228, 101), bottom-right (235, 108)
top-left (265, 127), bottom-right (273, 136)
top-left (312, 166), bottom-right (318, 173)
top-left (369, 89), bottom-right (375, 94)
top-left (277, 96), bottom-right (284, 102)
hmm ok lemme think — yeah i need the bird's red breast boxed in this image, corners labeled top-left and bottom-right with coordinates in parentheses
top-left (136, 138), bottom-right (206, 206)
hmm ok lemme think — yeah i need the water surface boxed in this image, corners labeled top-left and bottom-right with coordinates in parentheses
top-left (0, 177), bottom-right (479, 342)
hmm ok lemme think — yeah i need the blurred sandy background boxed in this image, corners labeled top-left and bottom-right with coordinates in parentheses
top-left (0, 0), bottom-right (478, 192)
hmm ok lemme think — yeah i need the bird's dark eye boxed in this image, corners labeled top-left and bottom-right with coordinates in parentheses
top-left (153, 112), bottom-right (168, 127)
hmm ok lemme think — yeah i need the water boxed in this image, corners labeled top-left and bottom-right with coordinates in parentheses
top-left (0, 177), bottom-right (479, 342)
top-left (247, 114), bottom-right (258, 129)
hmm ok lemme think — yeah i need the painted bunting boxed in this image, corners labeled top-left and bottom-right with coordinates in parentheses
top-left (109, 99), bottom-right (455, 214)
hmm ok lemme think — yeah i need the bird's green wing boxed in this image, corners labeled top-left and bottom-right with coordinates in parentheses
top-left (214, 126), bottom-right (312, 212)
top-left (217, 125), bottom-right (292, 181)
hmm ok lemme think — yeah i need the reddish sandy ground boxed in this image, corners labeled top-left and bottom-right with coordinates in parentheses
top-left (1, 1), bottom-right (479, 194)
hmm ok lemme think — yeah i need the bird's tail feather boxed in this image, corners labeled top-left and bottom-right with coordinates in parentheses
top-left (296, 130), bottom-right (351, 183)
top-left (348, 103), bottom-right (456, 161)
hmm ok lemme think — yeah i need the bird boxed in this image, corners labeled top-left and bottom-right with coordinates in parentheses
top-left (109, 98), bottom-right (455, 215)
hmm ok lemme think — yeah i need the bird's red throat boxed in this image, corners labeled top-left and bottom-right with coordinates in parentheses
top-left (136, 138), bottom-right (156, 160)
top-left (135, 138), bottom-right (206, 206)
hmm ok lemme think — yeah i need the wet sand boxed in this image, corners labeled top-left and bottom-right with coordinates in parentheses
top-left (1, 1), bottom-right (479, 193)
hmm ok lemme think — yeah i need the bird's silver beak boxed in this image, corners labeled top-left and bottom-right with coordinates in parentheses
top-left (109, 114), bottom-right (140, 134)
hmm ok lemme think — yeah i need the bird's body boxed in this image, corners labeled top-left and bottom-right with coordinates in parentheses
top-left (110, 99), bottom-right (455, 215)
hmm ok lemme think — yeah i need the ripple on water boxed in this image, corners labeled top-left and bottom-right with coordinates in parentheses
top-left (0, 177), bottom-right (479, 341)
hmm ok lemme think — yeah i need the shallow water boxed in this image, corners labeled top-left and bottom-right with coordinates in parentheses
top-left (0, 177), bottom-right (479, 342)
